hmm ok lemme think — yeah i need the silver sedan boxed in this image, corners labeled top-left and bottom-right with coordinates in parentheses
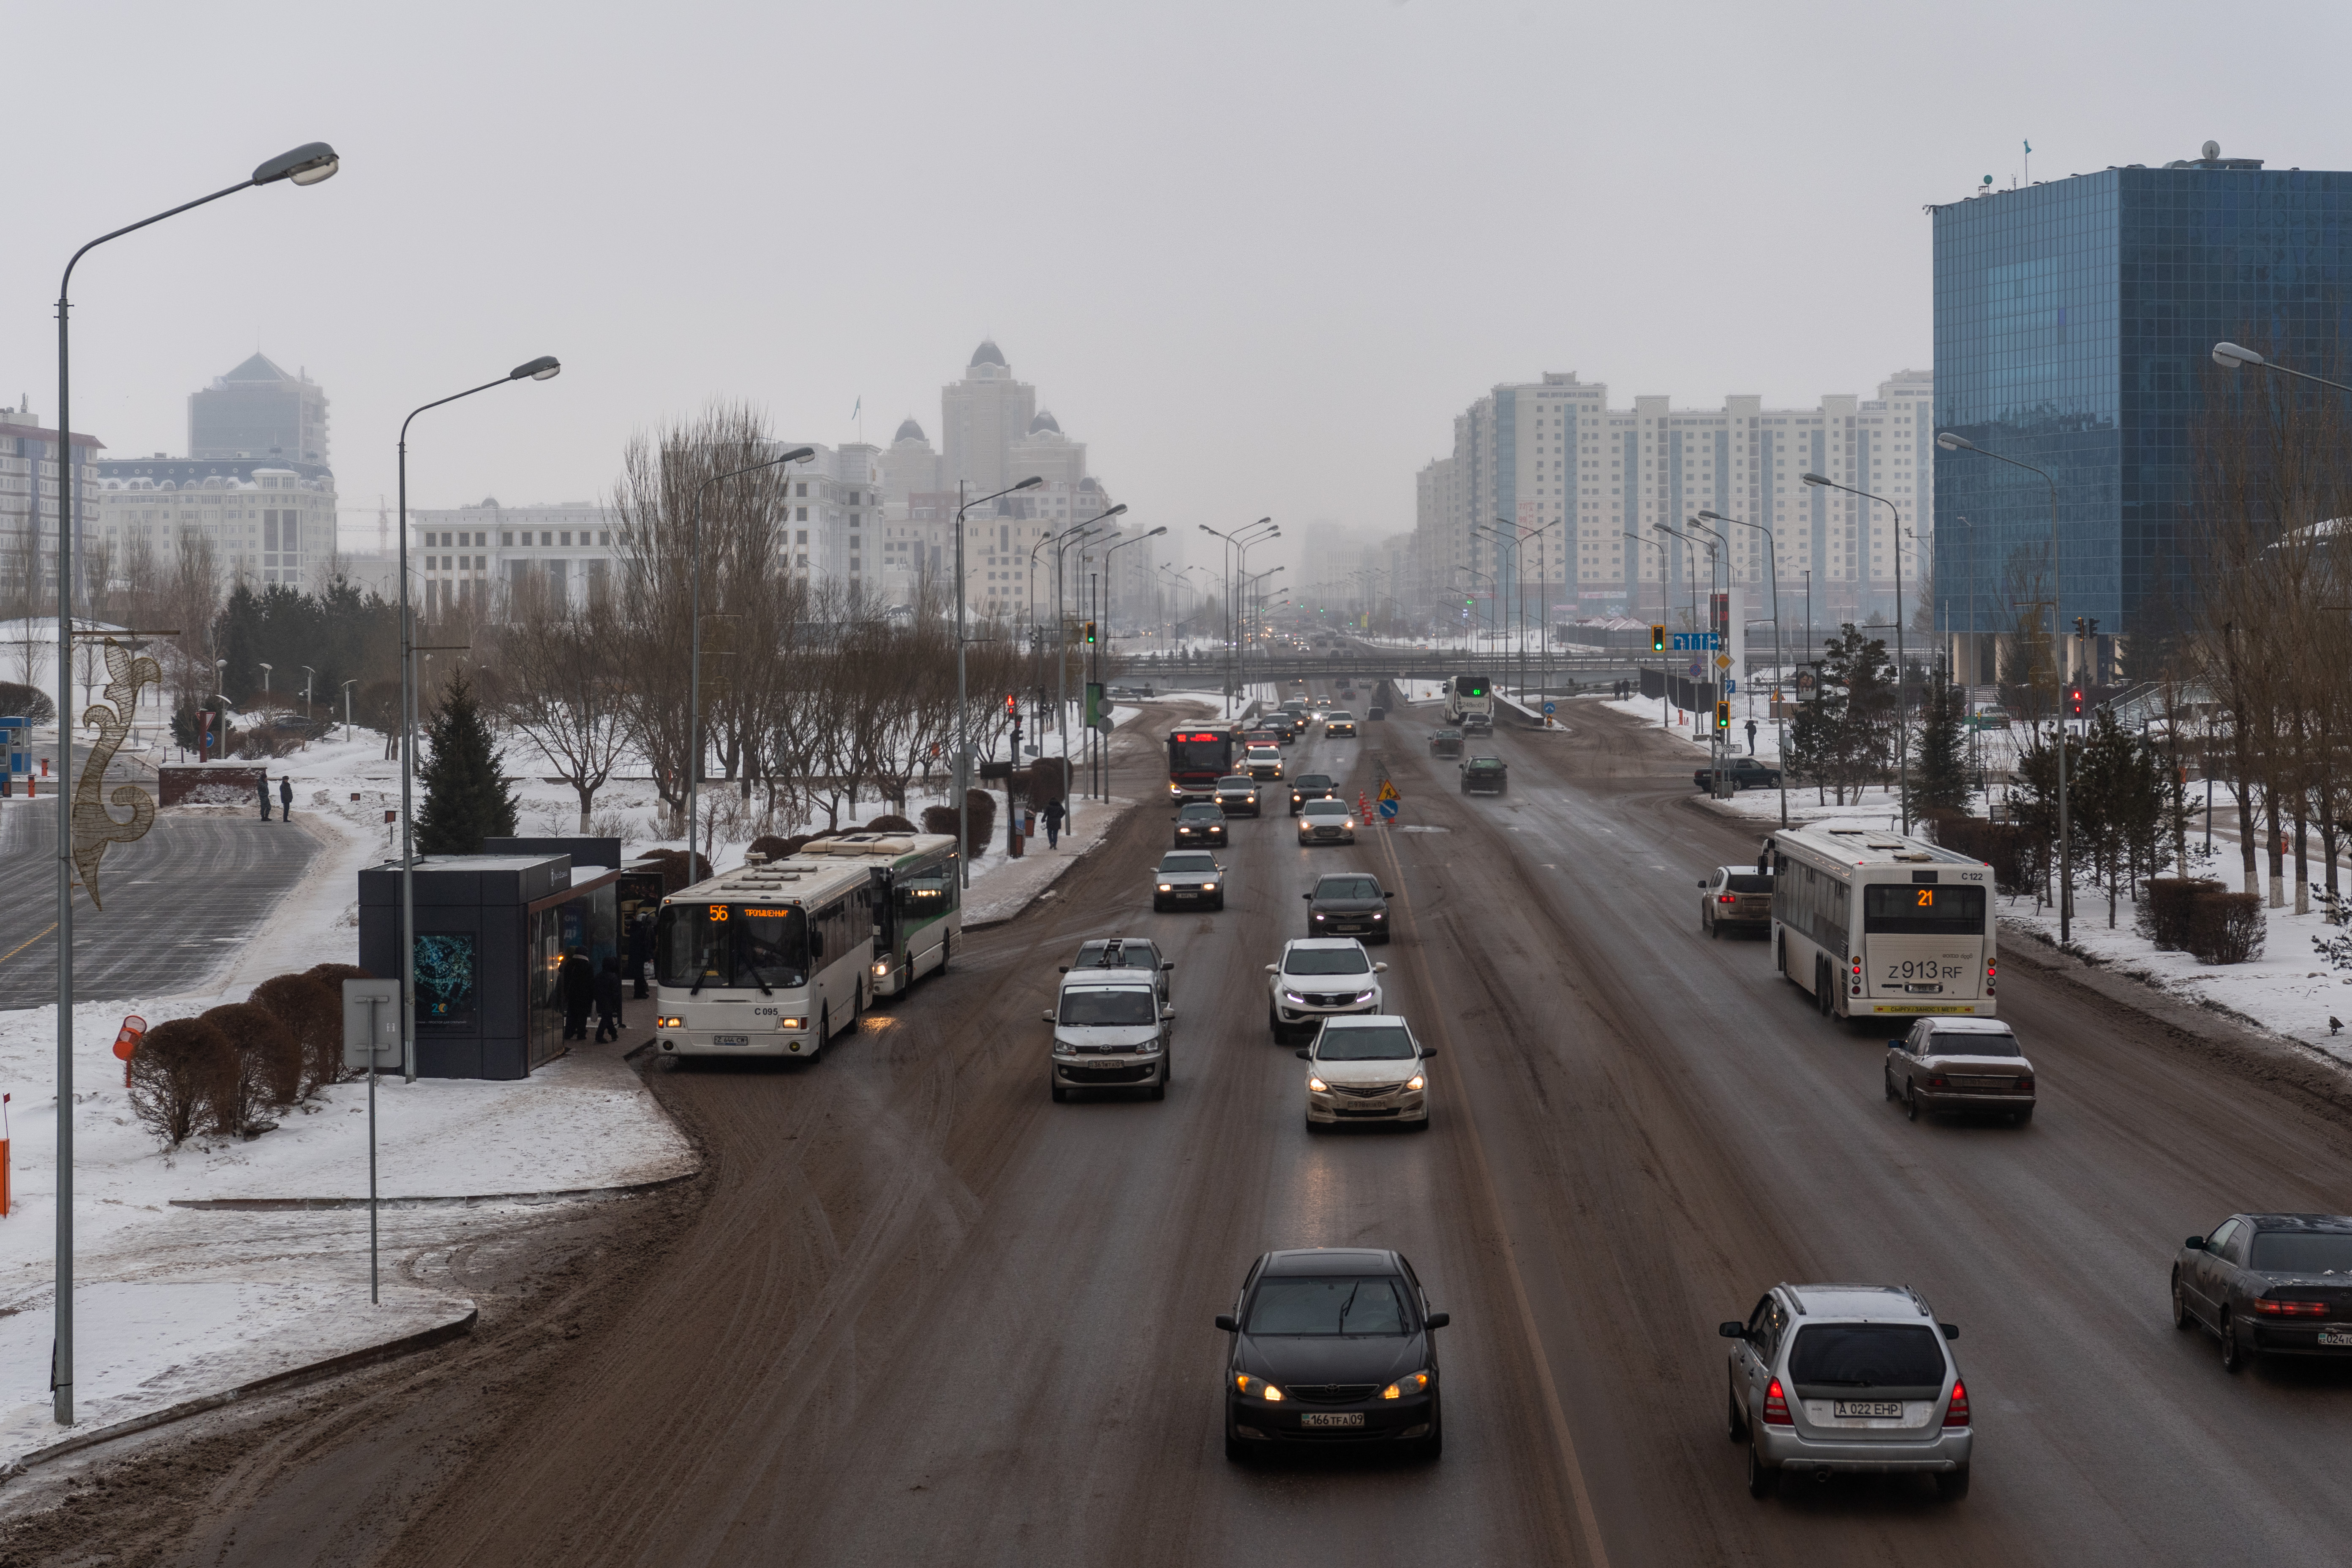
top-left (1884, 1018), bottom-right (2036, 1124)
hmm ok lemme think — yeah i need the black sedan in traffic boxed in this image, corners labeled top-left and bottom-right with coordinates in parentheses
top-left (1305, 872), bottom-right (1393, 943)
top-left (1173, 802), bottom-right (1228, 847)
top-left (1218, 1248), bottom-right (1446, 1460)
top-left (2174, 1213), bottom-right (2352, 1370)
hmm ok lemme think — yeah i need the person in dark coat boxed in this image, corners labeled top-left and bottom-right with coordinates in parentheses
top-left (629, 911), bottom-right (653, 999)
top-left (258, 773), bottom-right (272, 821)
top-left (559, 948), bottom-right (595, 1041)
top-left (1040, 798), bottom-right (1066, 849)
top-left (278, 777), bottom-right (294, 820)
top-left (593, 956), bottom-right (625, 1043)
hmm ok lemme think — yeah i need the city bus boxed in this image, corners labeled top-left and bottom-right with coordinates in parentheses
top-left (795, 831), bottom-right (961, 999)
top-left (1768, 823), bottom-right (1998, 1023)
top-left (1167, 728), bottom-right (1236, 801)
top-left (1449, 675), bottom-right (1494, 732)
top-left (652, 853), bottom-right (878, 1062)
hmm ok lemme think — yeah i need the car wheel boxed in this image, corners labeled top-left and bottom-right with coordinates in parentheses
top-left (1705, 914), bottom-right (1717, 938)
top-left (1728, 1389), bottom-right (1748, 1442)
top-left (936, 933), bottom-right (950, 973)
top-left (2012, 1107), bottom-right (2034, 1126)
top-left (1213, 894), bottom-right (1226, 911)
top-left (1225, 1434), bottom-right (1247, 1463)
top-left (1304, 1111), bottom-right (1320, 1133)
top-left (1148, 1073), bottom-right (1166, 1101)
top-left (1745, 1438), bottom-right (1778, 1499)
top-left (1884, 1068), bottom-right (1897, 1101)
top-left (1935, 1466), bottom-right (1971, 1502)
top-left (1051, 1083), bottom-right (1067, 1103)
top-left (1152, 898), bottom-right (1165, 912)
top-left (2172, 1271), bottom-right (2195, 1330)
top-left (1416, 1417), bottom-right (1443, 1462)
top-left (2221, 1310), bottom-right (2248, 1372)
top-left (1162, 1049), bottom-right (1173, 1087)
top-left (1269, 1005), bottom-right (1283, 1039)
top-left (1905, 1086), bottom-right (1919, 1122)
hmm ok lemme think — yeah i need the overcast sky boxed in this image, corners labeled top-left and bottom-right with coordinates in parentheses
top-left (5, 0), bottom-right (2347, 583)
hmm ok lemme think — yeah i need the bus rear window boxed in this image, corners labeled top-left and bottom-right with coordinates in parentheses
top-left (1863, 884), bottom-right (1987, 935)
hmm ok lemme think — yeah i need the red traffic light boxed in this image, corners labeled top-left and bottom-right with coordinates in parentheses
top-left (1004, 693), bottom-right (1018, 718)
top-left (2069, 687), bottom-right (2084, 716)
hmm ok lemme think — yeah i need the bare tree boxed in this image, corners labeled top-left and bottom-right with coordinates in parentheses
top-left (501, 577), bottom-right (632, 831)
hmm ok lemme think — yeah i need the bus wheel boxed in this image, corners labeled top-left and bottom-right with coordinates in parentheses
top-left (810, 1007), bottom-right (828, 1062)
top-left (937, 934), bottom-right (950, 973)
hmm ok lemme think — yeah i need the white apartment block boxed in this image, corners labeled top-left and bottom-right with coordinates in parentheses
top-left (93, 459), bottom-right (336, 590)
top-left (405, 499), bottom-right (615, 618)
top-left (0, 399), bottom-right (101, 596)
top-left (1417, 370), bottom-right (1933, 632)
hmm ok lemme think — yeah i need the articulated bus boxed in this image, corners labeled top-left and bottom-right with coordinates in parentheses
top-left (793, 831), bottom-right (961, 999)
top-left (1768, 823), bottom-right (1998, 1022)
top-left (1168, 728), bottom-right (1236, 801)
top-left (653, 853), bottom-right (879, 1062)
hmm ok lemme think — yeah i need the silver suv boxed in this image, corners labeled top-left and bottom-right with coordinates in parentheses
top-left (1720, 1282), bottom-right (1972, 1500)
top-left (1045, 968), bottom-right (1173, 1102)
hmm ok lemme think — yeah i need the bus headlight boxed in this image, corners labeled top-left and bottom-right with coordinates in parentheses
top-left (872, 962), bottom-right (889, 976)
top-left (777, 1016), bottom-right (806, 1031)
top-left (657, 1016), bottom-right (683, 1029)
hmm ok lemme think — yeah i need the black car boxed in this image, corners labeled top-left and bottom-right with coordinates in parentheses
top-left (1459, 755), bottom-right (1507, 795)
top-left (1366, 705), bottom-right (1386, 721)
top-left (1428, 728), bottom-right (1463, 758)
top-left (1693, 757), bottom-right (1783, 792)
top-left (2174, 1214), bottom-right (2352, 1370)
top-left (1173, 801), bottom-right (1228, 846)
top-left (1214, 776), bottom-right (1262, 817)
top-left (1218, 1248), bottom-right (1447, 1461)
top-left (1288, 773), bottom-right (1338, 814)
top-left (1306, 872), bottom-right (1393, 943)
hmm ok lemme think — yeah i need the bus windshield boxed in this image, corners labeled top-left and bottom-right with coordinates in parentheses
top-left (1168, 735), bottom-right (1229, 773)
top-left (1863, 884), bottom-right (1987, 936)
top-left (656, 903), bottom-right (811, 991)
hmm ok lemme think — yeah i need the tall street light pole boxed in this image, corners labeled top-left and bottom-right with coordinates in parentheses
top-left (1935, 431), bottom-right (2067, 940)
top-left (955, 476), bottom-right (1043, 883)
top-left (1803, 471), bottom-right (1910, 833)
top-left (687, 445), bottom-right (813, 869)
top-left (49, 139), bottom-right (340, 1429)
top-left (1197, 519), bottom-right (1273, 717)
top-left (1053, 510), bottom-right (1123, 789)
top-left (1094, 526), bottom-right (1168, 797)
top-left (1699, 509), bottom-right (1788, 828)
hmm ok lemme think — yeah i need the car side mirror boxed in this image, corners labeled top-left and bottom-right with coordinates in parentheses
top-left (1374, 963), bottom-right (1388, 973)
top-left (1940, 1323), bottom-right (1960, 1341)
top-left (1698, 881), bottom-right (1707, 888)
top-left (1162, 961), bottom-right (1175, 972)
top-left (1384, 891), bottom-right (1395, 899)
top-left (1059, 966), bottom-right (1070, 973)
top-left (2185, 1236), bottom-right (2205, 1250)
top-left (1888, 1040), bottom-right (1906, 1051)
top-left (1718, 1321), bottom-right (1748, 1339)
top-left (1418, 1045), bottom-right (1438, 1056)
top-left (1214, 1314), bottom-right (1239, 1333)
top-left (1041, 1010), bottom-right (1055, 1024)
top-left (1424, 1312), bottom-right (1449, 1329)
top-left (1302, 893), bottom-right (1312, 901)
top-left (1162, 1005), bottom-right (1176, 1020)
top-left (1294, 1048), bottom-right (1311, 1060)
top-left (1264, 964), bottom-right (1279, 974)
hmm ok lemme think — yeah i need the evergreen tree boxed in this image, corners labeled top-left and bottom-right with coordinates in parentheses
top-left (416, 672), bottom-right (518, 855)
top-left (1905, 675), bottom-right (1972, 819)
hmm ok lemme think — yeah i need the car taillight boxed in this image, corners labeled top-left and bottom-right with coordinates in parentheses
top-left (1719, 894), bottom-right (1736, 903)
top-left (1762, 1377), bottom-right (1792, 1426)
top-left (2254, 1298), bottom-right (2330, 1316)
top-left (1926, 1075), bottom-right (1948, 1088)
top-left (1943, 1381), bottom-right (1969, 1426)
top-left (2014, 1074), bottom-right (2034, 1091)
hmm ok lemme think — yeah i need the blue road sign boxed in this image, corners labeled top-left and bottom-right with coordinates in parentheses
top-left (1669, 632), bottom-right (1721, 652)
top-left (1377, 798), bottom-right (1399, 821)
top-left (1541, 702), bottom-right (1556, 715)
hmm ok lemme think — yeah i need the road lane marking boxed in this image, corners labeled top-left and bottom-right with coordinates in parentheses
top-left (0, 922), bottom-right (59, 966)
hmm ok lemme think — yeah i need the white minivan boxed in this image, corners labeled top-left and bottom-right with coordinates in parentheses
top-left (1046, 966), bottom-right (1175, 1102)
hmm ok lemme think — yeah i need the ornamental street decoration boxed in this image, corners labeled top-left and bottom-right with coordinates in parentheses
top-left (71, 637), bottom-right (162, 910)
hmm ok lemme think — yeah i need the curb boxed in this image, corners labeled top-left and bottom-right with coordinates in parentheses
top-left (165, 1169), bottom-right (697, 1211)
top-left (962, 804), bottom-right (1132, 930)
top-left (0, 1303), bottom-right (478, 1477)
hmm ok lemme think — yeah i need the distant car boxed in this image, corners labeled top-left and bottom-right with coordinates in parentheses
top-left (1152, 850), bottom-right (1224, 912)
top-left (1295, 1015), bottom-right (1434, 1131)
top-left (1884, 1019), bottom-right (2035, 1124)
top-left (1305, 872), bottom-right (1391, 942)
top-left (1428, 728), bottom-right (1463, 758)
top-left (1288, 773), bottom-right (1338, 814)
top-left (1366, 705), bottom-right (1387, 721)
top-left (1308, 700), bottom-right (1332, 721)
top-left (1298, 798), bottom-right (1356, 846)
top-left (1324, 712), bottom-right (1358, 739)
top-left (1218, 1247), bottom-right (1447, 1460)
top-left (1265, 938), bottom-right (1386, 1040)
top-left (1700, 866), bottom-right (1774, 937)
top-left (1045, 967), bottom-right (1172, 1103)
top-left (1694, 757), bottom-right (1783, 792)
top-left (1722, 1282), bottom-right (1971, 1500)
top-left (1214, 776), bottom-right (1262, 816)
top-left (1459, 755), bottom-right (1507, 795)
top-left (2173, 1214), bottom-right (2352, 1372)
top-left (1966, 707), bottom-right (2013, 732)
top-left (1242, 745), bottom-right (1285, 781)
top-left (1173, 800), bottom-right (1229, 846)
top-left (1242, 728), bottom-right (1284, 751)
top-left (1064, 935), bottom-right (1173, 1004)
top-left (1459, 711), bottom-right (1492, 735)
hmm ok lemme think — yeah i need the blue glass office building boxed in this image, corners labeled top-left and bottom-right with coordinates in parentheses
top-left (1933, 150), bottom-right (2352, 677)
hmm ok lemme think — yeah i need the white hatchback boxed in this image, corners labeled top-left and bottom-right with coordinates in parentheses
top-left (1265, 938), bottom-right (1387, 1041)
top-left (1296, 1014), bottom-right (1434, 1130)
top-left (1244, 744), bottom-right (1285, 781)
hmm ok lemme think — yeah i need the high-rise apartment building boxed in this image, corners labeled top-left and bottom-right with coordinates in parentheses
top-left (1932, 142), bottom-right (2352, 681)
top-left (188, 353), bottom-right (329, 466)
top-left (940, 340), bottom-right (1036, 496)
top-left (0, 398), bottom-right (103, 597)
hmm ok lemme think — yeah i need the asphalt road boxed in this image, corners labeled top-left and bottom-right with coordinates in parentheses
top-left (29, 689), bottom-right (2352, 1568)
top-left (0, 798), bottom-right (318, 1007)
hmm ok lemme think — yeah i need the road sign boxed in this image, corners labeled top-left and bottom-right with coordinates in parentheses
top-left (1688, 662), bottom-right (1703, 679)
top-left (1669, 632), bottom-right (1721, 652)
top-left (1377, 779), bottom-right (1399, 803)
top-left (1377, 798), bottom-right (1399, 821)
top-left (343, 979), bottom-right (403, 1071)
top-left (1542, 702), bottom-right (1556, 715)
top-left (1715, 653), bottom-right (1732, 670)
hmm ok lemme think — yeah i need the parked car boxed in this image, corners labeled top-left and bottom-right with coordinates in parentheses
top-left (1428, 728), bottom-right (1463, 758)
top-left (1693, 757), bottom-right (1783, 792)
top-left (1459, 755), bottom-right (1507, 795)
top-left (1305, 872), bottom-right (1391, 941)
top-left (1699, 866), bottom-right (1774, 937)
top-left (1884, 1019), bottom-right (2036, 1124)
top-left (1218, 1248), bottom-right (1447, 1460)
top-left (1173, 800), bottom-right (1229, 846)
top-left (2173, 1214), bottom-right (2352, 1372)
top-left (1214, 776), bottom-right (1262, 816)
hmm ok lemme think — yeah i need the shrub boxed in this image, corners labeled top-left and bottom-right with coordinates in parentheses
top-left (920, 795), bottom-right (996, 855)
top-left (2186, 890), bottom-right (2266, 965)
top-left (130, 1018), bottom-right (235, 1149)
top-left (1929, 816), bottom-right (2040, 897)
top-left (2140, 878), bottom-right (2224, 952)
top-left (0, 682), bottom-right (56, 724)
top-left (920, 805), bottom-right (957, 837)
top-left (863, 814), bottom-right (917, 833)
top-left (640, 847), bottom-right (710, 892)
top-left (747, 834), bottom-right (795, 862)
top-left (1022, 758), bottom-right (1071, 804)
top-left (199, 1002), bottom-right (303, 1134)
top-left (251, 972), bottom-right (348, 1097)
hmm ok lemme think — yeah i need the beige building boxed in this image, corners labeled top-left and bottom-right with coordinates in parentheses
top-left (93, 458), bottom-right (335, 590)
top-left (940, 340), bottom-right (1035, 496)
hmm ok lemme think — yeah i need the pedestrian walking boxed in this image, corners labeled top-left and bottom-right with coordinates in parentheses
top-left (593, 956), bottom-right (625, 1043)
top-left (279, 777), bottom-right (294, 820)
top-left (1040, 797), bottom-right (1066, 849)
top-left (1745, 718), bottom-right (1759, 756)
top-left (559, 947), bottom-right (595, 1041)
top-left (257, 773), bottom-right (272, 821)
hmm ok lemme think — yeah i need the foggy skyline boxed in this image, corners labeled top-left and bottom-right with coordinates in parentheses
top-left (3, 0), bottom-right (2346, 585)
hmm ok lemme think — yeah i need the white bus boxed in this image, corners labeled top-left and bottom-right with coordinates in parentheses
top-left (792, 831), bottom-right (961, 999)
top-left (653, 852), bottom-right (877, 1062)
top-left (1768, 823), bottom-right (1997, 1023)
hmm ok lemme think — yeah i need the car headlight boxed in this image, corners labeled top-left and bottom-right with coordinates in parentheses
top-left (1312, 912), bottom-right (1326, 920)
top-left (1284, 990), bottom-right (1307, 1004)
top-left (1158, 883), bottom-right (1174, 892)
top-left (1371, 911), bottom-right (1384, 920)
top-left (1201, 877), bottom-right (1219, 887)
top-left (1137, 1037), bottom-right (1161, 1054)
top-left (1054, 1040), bottom-right (1079, 1056)
top-left (1380, 1371), bottom-right (1431, 1400)
top-left (1355, 990), bottom-right (1377, 1003)
top-left (1307, 1075), bottom-right (1329, 1092)
top-left (1234, 1374), bottom-right (1285, 1402)
top-left (872, 961), bottom-right (889, 976)
top-left (1406, 1073), bottom-right (1425, 1091)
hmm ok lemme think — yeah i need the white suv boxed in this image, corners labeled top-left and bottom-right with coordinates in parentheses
top-left (1045, 968), bottom-right (1173, 1102)
top-left (1264, 939), bottom-right (1387, 1041)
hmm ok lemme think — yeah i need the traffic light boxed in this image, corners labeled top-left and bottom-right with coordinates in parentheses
top-left (1004, 693), bottom-right (1018, 719)
top-left (1715, 701), bottom-right (1731, 732)
top-left (2069, 686), bottom-right (2084, 717)
top-left (1650, 623), bottom-right (1667, 652)
top-left (1083, 621), bottom-right (1097, 645)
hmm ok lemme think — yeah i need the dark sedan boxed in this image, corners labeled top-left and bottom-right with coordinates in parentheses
top-left (2175, 1214), bottom-right (2352, 1371)
top-left (1288, 773), bottom-right (1338, 814)
top-left (1173, 801), bottom-right (1228, 847)
top-left (1306, 872), bottom-right (1393, 943)
top-left (1214, 776), bottom-right (1262, 817)
top-left (1218, 1247), bottom-right (1447, 1461)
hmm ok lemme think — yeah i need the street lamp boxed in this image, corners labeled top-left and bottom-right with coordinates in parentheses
top-left (340, 678), bottom-right (357, 740)
top-left (1198, 518), bottom-right (1274, 715)
top-left (397, 356), bottom-right (563, 1095)
top-left (1048, 507), bottom-right (1124, 785)
top-left (1699, 509), bottom-right (1788, 828)
top-left (954, 475), bottom-right (1044, 883)
top-left (687, 444), bottom-right (814, 868)
top-left (259, 662), bottom-right (273, 694)
top-left (1802, 469), bottom-right (1911, 833)
top-left (1935, 429), bottom-right (2069, 939)
top-left (1083, 525), bottom-right (1168, 798)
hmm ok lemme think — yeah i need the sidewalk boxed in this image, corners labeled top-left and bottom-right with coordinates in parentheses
top-left (963, 795), bottom-right (1138, 928)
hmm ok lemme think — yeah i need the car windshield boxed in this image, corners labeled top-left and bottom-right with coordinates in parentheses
top-left (1218, 776), bottom-right (1252, 789)
top-left (1178, 804), bottom-right (1223, 819)
top-left (1928, 1031), bottom-right (2020, 1057)
top-left (1786, 1324), bottom-right (1945, 1387)
top-left (2249, 1231), bottom-right (2352, 1274)
top-left (1058, 988), bottom-right (1158, 1026)
top-left (1245, 1276), bottom-right (1411, 1335)
top-left (1467, 757), bottom-right (1504, 771)
top-left (1162, 853), bottom-right (1217, 871)
top-left (1285, 947), bottom-right (1371, 976)
top-left (1304, 801), bottom-right (1349, 818)
top-left (1328, 713), bottom-right (1353, 721)
top-left (1247, 748), bottom-right (1279, 759)
top-left (1316, 877), bottom-right (1382, 900)
top-left (1295, 775), bottom-right (1332, 790)
top-left (1317, 1025), bottom-right (1415, 1060)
